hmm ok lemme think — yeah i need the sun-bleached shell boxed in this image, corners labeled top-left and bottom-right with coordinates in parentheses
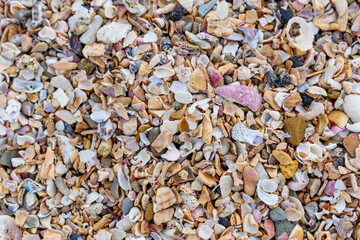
top-left (344, 94), bottom-right (360, 123)
top-left (286, 17), bottom-right (314, 51)
top-left (296, 142), bottom-right (323, 163)
top-left (232, 122), bottom-right (263, 146)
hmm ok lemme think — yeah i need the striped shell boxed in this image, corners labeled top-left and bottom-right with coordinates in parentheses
top-left (156, 187), bottom-right (176, 211)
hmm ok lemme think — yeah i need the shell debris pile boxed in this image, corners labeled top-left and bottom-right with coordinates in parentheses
top-left (2, 0), bottom-right (360, 239)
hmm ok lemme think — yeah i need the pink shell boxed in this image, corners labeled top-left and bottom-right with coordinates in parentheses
top-left (252, 208), bottom-right (262, 223)
top-left (288, 181), bottom-right (309, 191)
top-left (215, 84), bottom-right (262, 112)
top-left (276, 233), bottom-right (289, 240)
top-left (264, 219), bottom-right (275, 237)
top-left (331, 124), bottom-right (345, 134)
top-left (324, 181), bottom-right (336, 196)
top-left (191, 208), bottom-right (204, 218)
top-left (207, 66), bottom-right (223, 87)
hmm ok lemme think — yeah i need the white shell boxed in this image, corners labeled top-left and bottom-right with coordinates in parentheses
top-left (296, 142), bottom-right (323, 163)
top-left (177, 0), bottom-right (194, 12)
top-left (104, 5), bottom-right (117, 18)
top-left (243, 213), bottom-right (259, 235)
top-left (97, 22), bottom-right (132, 44)
top-left (110, 229), bottom-right (127, 240)
top-left (346, 122), bottom-right (360, 132)
top-left (154, 65), bottom-right (175, 79)
top-left (127, 207), bottom-right (141, 222)
top-left (344, 94), bottom-right (360, 123)
top-left (143, 31), bottom-right (158, 43)
top-left (38, 27), bottom-right (57, 40)
top-left (123, 31), bottom-right (138, 47)
top-left (90, 110), bottom-right (110, 123)
top-left (232, 122), bottom-right (263, 146)
top-left (257, 180), bottom-right (279, 206)
top-left (12, 79), bottom-right (44, 93)
top-left (286, 17), bottom-right (314, 51)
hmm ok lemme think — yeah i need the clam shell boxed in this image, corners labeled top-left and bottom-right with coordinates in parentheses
top-left (12, 79), bottom-right (43, 93)
top-left (24, 215), bottom-right (39, 228)
top-left (22, 191), bottom-right (39, 212)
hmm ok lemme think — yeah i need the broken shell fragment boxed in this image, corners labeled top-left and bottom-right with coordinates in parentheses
top-left (216, 83), bottom-right (262, 112)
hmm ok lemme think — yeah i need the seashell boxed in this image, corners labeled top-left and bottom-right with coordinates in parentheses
top-left (55, 110), bottom-right (77, 125)
top-left (220, 175), bottom-right (233, 198)
top-left (344, 94), bottom-right (360, 123)
top-left (296, 142), bottom-right (323, 163)
top-left (97, 22), bottom-right (132, 44)
top-left (237, 66), bottom-right (252, 80)
top-left (285, 17), bottom-right (314, 51)
top-left (124, 31), bottom-right (138, 48)
top-left (54, 176), bottom-right (70, 196)
top-left (154, 64), bottom-right (175, 79)
top-left (156, 187), bottom-right (176, 211)
top-left (82, 43), bottom-right (106, 58)
top-left (22, 0), bottom-right (37, 7)
top-left (161, 143), bottom-right (181, 161)
top-left (123, 0), bottom-right (150, 16)
top-left (23, 179), bottom-right (45, 194)
top-left (143, 31), bottom-right (157, 43)
top-left (302, 101), bottom-right (325, 121)
top-left (335, 216), bottom-right (353, 239)
top-left (346, 122), bottom-right (360, 132)
top-left (284, 208), bottom-right (302, 222)
top-left (197, 223), bottom-right (214, 239)
top-left (185, 31), bottom-right (211, 49)
top-left (215, 83), bottom-right (262, 112)
top-left (38, 26), bottom-right (56, 40)
top-left (117, 165), bottom-right (131, 191)
top-left (127, 207), bottom-right (142, 222)
top-left (0, 216), bottom-right (21, 239)
top-left (198, 170), bottom-right (217, 186)
top-left (110, 229), bottom-right (127, 240)
top-left (12, 79), bottom-right (43, 93)
top-left (198, 0), bottom-right (217, 17)
top-left (243, 213), bottom-right (259, 235)
top-left (9, 1), bottom-right (25, 16)
top-left (90, 110), bottom-right (110, 123)
top-left (178, 0), bottom-right (194, 12)
top-left (104, 5), bottom-right (117, 18)
top-left (231, 122), bottom-right (263, 146)
top-left (24, 215), bottom-right (39, 228)
top-left (31, 1), bottom-right (46, 29)
top-left (22, 191), bottom-right (39, 212)
top-left (257, 180), bottom-right (279, 206)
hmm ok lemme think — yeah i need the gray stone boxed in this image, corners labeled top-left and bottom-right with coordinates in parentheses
top-left (79, 15), bottom-right (103, 45)
top-left (269, 207), bottom-right (287, 222)
top-left (122, 197), bottom-right (134, 215)
top-left (0, 150), bottom-right (17, 168)
top-left (274, 220), bottom-right (294, 238)
top-left (305, 202), bottom-right (318, 218)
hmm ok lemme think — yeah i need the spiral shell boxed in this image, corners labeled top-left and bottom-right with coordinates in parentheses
top-left (104, 5), bottom-right (117, 18)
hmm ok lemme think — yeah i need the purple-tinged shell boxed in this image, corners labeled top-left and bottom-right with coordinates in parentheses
top-left (323, 181), bottom-right (336, 196)
top-left (238, 26), bottom-right (259, 49)
top-left (215, 83), bottom-right (262, 112)
top-left (288, 181), bottom-right (308, 191)
top-left (207, 66), bottom-right (223, 87)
